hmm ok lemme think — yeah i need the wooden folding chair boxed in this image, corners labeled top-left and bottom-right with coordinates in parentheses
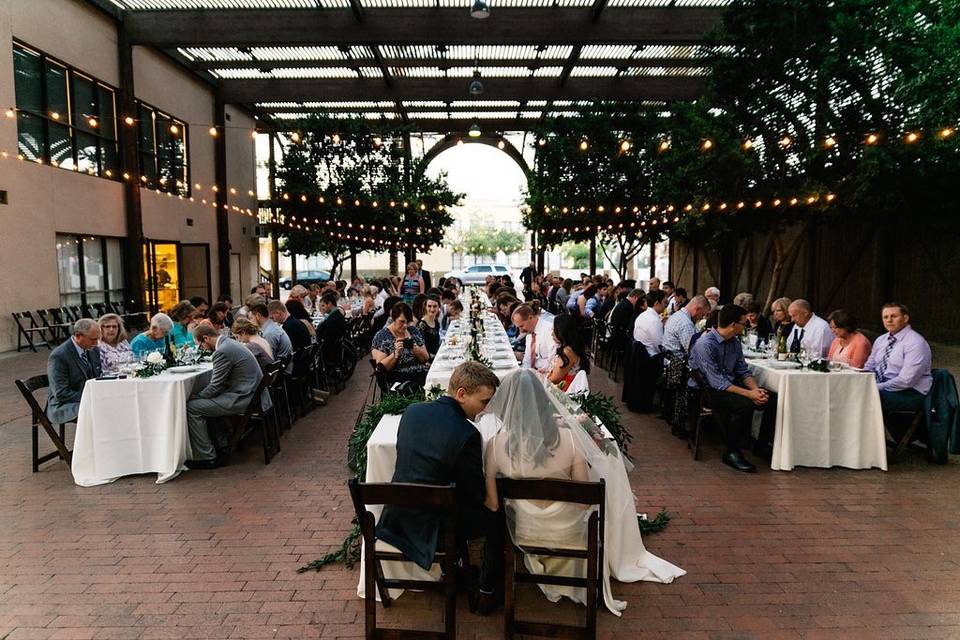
top-left (687, 368), bottom-right (714, 461)
top-left (348, 479), bottom-right (459, 640)
top-left (219, 367), bottom-right (282, 465)
top-left (497, 477), bottom-right (606, 640)
top-left (15, 375), bottom-right (73, 472)
top-left (37, 309), bottom-right (71, 344)
top-left (12, 312), bottom-right (52, 352)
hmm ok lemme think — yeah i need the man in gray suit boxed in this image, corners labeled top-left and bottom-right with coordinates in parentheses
top-left (47, 318), bottom-right (102, 425)
top-left (185, 324), bottom-right (263, 469)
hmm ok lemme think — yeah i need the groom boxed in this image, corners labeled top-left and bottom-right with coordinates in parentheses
top-left (376, 361), bottom-right (504, 613)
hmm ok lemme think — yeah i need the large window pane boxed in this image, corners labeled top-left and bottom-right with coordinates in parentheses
top-left (140, 151), bottom-right (157, 184)
top-left (106, 238), bottom-right (125, 296)
top-left (16, 111), bottom-right (43, 161)
top-left (97, 85), bottom-right (116, 141)
top-left (83, 237), bottom-right (105, 296)
top-left (76, 130), bottom-right (99, 175)
top-left (45, 62), bottom-right (68, 121)
top-left (138, 103), bottom-right (154, 150)
top-left (56, 235), bottom-right (82, 301)
top-left (101, 140), bottom-right (119, 177)
top-left (72, 73), bottom-right (97, 133)
top-left (13, 45), bottom-right (42, 113)
top-left (48, 122), bottom-right (74, 169)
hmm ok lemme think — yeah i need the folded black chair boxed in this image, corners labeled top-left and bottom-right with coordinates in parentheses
top-left (12, 311), bottom-right (52, 352)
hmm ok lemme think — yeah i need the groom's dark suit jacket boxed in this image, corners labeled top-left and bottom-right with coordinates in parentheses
top-left (376, 395), bottom-right (485, 569)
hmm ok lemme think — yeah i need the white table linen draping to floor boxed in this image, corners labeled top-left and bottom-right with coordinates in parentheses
top-left (748, 360), bottom-right (887, 471)
top-left (71, 365), bottom-right (213, 487)
top-left (357, 410), bottom-right (685, 614)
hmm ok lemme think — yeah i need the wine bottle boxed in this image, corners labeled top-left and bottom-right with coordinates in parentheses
top-left (164, 335), bottom-right (177, 367)
top-left (776, 327), bottom-right (788, 360)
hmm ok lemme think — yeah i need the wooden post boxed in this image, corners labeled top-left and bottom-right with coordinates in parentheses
top-left (117, 30), bottom-right (145, 309)
top-left (649, 240), bottom-right (656, 279)
top-left (350, 253), bottom-right (358, 281)
top-left (530, 231), bottom-right (537, 263)
top-left (692, 239), bottom-right (700, 295)
top-left (290, 253), bottom-right (297, 287)
top-left (719, 241), bottom-right (735, 304)
top-left (268, 133), bottom-right (280, 295)
top-left (589, 236), bottom-right (597, 275)
top-left (213, 89), bottom-right (231, 297)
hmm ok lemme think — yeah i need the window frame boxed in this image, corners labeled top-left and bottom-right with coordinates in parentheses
top-left (12, 40), bottom-right (119, 180)
top-left (135, 100), bottom-right (191, 197)
top-left (55, 233), bottom-right (126, 307)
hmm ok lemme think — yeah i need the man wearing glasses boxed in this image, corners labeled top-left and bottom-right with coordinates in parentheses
top-left (688, 304), bottom-right (778, 472)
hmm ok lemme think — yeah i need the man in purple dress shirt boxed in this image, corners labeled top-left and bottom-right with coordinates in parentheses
top-left (688, 305), bottom-right (779, 473)
top-left (864, 303), bottom-right (932, 432)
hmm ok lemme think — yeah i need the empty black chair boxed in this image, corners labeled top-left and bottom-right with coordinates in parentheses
top-left (15, 375), bottom-right (73, 472)
top-left (12, 311), bottom-right (52, 352)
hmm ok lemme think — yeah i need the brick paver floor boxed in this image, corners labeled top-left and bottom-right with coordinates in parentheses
top-left (1, 349), bottom-right (959, 639)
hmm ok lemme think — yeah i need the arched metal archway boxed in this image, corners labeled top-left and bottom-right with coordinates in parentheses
top-left (412, 133), bottom-right (531, 183)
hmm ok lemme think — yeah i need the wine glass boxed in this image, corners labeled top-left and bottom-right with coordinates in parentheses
top-left (797, 348), bottom-right (812, 369)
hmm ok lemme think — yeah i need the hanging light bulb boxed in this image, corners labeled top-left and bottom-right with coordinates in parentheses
top-left (88, 117), bottom-right (98, 128)
top-left (537, 137), bottom-right (546, 147)
top-left (290, 131), bottom-right (301, 143)
top-left (372, 135), bottom-right (382, 147)
top-left (468, 121), bottom-right (482, 138)
top-left (169, 123), bottom-right (179, 135)
top-left (5, 108), bottom-right (14, 118)
top-left (619, 139), bottom-right (631, 153)
top-left (701, 139), bottom-right (713, 151)
top-left (905, 131), bottom-right (920, 144)
top-left (824, 135), bottom-right (837, 148)
top-left (939, 127), bottom-right (955, 139)
top-left (865, 133), bottom-right (879, 145)
top-left (741, 138), bottom-right (753, 151)
top-left (468, 70), bottom-right (484, 96)
top-left (497, 139), bottom-right (505, 150)
top-left (579, 139), bottom-right (589, 151)
top-left (251, 130), bottom-right (258, 139)
top-left (658, 139), bottom-right (671, 152)
top-left (470, 0), bottom-right (490, 18)
top-left (208, 126), bottom-right (218, 137)
top-left (331, 133), bottom-right (341, 144)
top-left (779, 135), bottom-right (792, 148)
top-left (124, 116), bottom-right (135, 126)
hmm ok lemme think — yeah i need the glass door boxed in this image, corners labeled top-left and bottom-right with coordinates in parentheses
top-left (144, 241), bottom-right (181, 313)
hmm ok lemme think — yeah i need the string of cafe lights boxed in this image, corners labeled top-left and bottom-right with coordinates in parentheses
top-left (537, 125), bottom-right (957, 155)
top-left (534, 191), bottom-right (837, 237)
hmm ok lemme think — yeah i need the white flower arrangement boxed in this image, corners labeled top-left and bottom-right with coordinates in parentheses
top-left (146, 351), bottom-right (164, 364)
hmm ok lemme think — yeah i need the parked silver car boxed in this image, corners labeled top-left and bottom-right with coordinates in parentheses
top-left (444, 264), bottom-right (515, 285)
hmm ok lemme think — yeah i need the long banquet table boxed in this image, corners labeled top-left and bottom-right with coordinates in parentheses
top-left (71, 364), bottom-right (213, 486)
top-left (747, 358), bottom-right (887, 471)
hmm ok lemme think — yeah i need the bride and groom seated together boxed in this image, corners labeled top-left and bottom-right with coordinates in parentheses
top-left (375, 362), bottom-right (685, 617)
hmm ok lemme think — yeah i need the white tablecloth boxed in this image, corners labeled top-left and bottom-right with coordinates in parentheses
top-left (71, 365), bottom-right (213, 487)
top-left (748, 360), bottom-right (887, 471)
top-left (425, 305), bottom-right (519, 390)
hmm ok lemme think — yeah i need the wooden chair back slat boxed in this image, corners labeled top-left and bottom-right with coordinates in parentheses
top-left (15, 375), bottom-right (73, 471)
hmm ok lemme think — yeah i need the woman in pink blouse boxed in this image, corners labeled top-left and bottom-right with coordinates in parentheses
top-left (827, 309), bottom-right (871, 368)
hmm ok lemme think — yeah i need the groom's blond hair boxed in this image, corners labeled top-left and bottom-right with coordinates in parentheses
top-left (447, 361), bottom-right (500, 395)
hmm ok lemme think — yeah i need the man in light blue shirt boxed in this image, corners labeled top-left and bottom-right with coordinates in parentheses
top-left (663, 295), bottom-right (711, 355)
top-left (250, 303), bottom-right (292, 370)
top-left (864, 303), bottom-right (933, 433)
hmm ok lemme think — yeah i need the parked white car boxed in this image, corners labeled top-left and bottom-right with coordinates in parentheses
top-left (444, 264), bottom-right (515, 285)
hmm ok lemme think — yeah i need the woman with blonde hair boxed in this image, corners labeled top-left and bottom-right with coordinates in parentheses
top-left (231, 316), bottom-right (274, 371)
top-left (97, 313), bottom-right (133, 373)
top-left (769, 296), bottom-right (793, 339)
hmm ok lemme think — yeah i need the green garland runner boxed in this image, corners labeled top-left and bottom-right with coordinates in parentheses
top-left (570, 391), bottom-right (633, 461)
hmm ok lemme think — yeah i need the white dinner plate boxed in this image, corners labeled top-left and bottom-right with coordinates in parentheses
top-left (761, 360), bottom-right (802, 370)
top-left (166, 365), bottom-right (201, 373)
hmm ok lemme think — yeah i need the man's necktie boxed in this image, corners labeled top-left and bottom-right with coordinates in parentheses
top-left (790, 327), bottom-right (804, 353)
top-left (79, 351), bottom-right (92, 376)
top-left (529, 331), bottom-right (537, 368)
top-left (876, 334), bottom-right (896, 383)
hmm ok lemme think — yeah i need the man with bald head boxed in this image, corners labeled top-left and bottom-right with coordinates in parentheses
top-left (663, 295), bottom-right (711, 355)
top-left (787, 299), bottom-right (832, 358)
top-left (647, 277), bottom-right (661, 292)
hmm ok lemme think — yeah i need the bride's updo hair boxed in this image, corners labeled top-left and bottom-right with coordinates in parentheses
top-left (497, 371), bottom-right (562, 467)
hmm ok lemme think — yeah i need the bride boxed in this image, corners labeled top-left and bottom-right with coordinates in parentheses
top-left (479, 369), bottom-right (685, 615)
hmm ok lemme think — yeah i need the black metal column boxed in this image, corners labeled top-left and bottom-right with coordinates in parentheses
top-left (213, 89), bottom-right (231, 297)
top-left (117, 29), bottom-right (145, 308)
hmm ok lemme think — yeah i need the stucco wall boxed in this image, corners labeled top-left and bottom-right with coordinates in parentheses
top-left (0, 0), bottom-right (259, 352)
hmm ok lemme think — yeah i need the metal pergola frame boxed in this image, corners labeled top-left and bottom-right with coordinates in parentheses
top-left (90, 0), bottom-right (728, 134)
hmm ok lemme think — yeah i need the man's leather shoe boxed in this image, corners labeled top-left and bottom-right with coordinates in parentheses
top-left (722, 450), bottom-right (756, 473)
top-left (470, 590), bottom-right (503, 616)
top-left (185, 458), bottom-right (221, 470)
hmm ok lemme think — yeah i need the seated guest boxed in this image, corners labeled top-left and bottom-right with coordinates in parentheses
top-left (285, 298), bottom-right (316, 340)
top-left (216, 294), bottom-right (235, 328)
top-left (250, 303), bottom-right (292, 366)
top-left (417, 296), bottom-right (442, 357)
top-left (662, 280), bottom-right (676, 313)
top-left (704, 286), bottom-right (721, 310)
top-left (371, 302), bottom-right (431, 389)
top-left (168, 301), bottom-right (197, 347)
top-left (663, 295), bottom-right (711, 356)
top-left (732, 292), bottom-right (753, 308)
top-left (361, 288), bottom-right (376, 316)
top-left (647, 277), bottom-right (661, 292)
top-left (316, 292), bottom-right (347, 363)
top-left (96, 313), bottom-right (133, 373)
top-left (185, 324), bottom-right (264, 469)
top-left (593, 284), bottom-right (616, 321)
top-left (576, 284), bottom-right (598, 317)
top-left (546, 314), bottom-right (591, 389)
top-left (826, 309), bottom-right (871, 368)
top-left (47, 319), bottom-right (102, 425)
top-left (745, 302), bottom-right (774, 345)
top-left (442, 299), bottom-right (463, 332)
top-left (672, 287), bottom-right (688, 311)
top-left (207, 302), bottom-right (230, 334)
top-left (609, 288), bottom-right (643, 336)
top-left (372, 295), bottom-right (402, 334)
top-left (237, 293), bottom-right (264, 319)
top-left (377, 362), bottom-right (502, 614)
top-left (688, 305), bottom-right (778, 472)
top-left (787, 299), bottom-right (832, 358)
top-left (633, 290), bottom-right (667, 357)
top-left (769, 296), bottom-right (793, 340)
top-left (189, 296), bottom-right (209, 317)
top-left (512, 303), bottom-right (556, 371)
top-left (130, 313), bottom-right (174, 357)
top-left (864, 303), bottom-right (932, 428)
top-left (411, 293), bottom-right (428, 324)
top-left (555, 278), bottom-right (572, 310)
top-left (288, 284), bottom-right (309, 311)
top-left (268, 300), bottom-right (311, 352)
top-left (230, 317), bottom-right (274, 371)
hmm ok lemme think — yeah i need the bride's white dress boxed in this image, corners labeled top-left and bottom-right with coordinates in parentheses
top-left (479, 411), bottom-right (685, 616)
